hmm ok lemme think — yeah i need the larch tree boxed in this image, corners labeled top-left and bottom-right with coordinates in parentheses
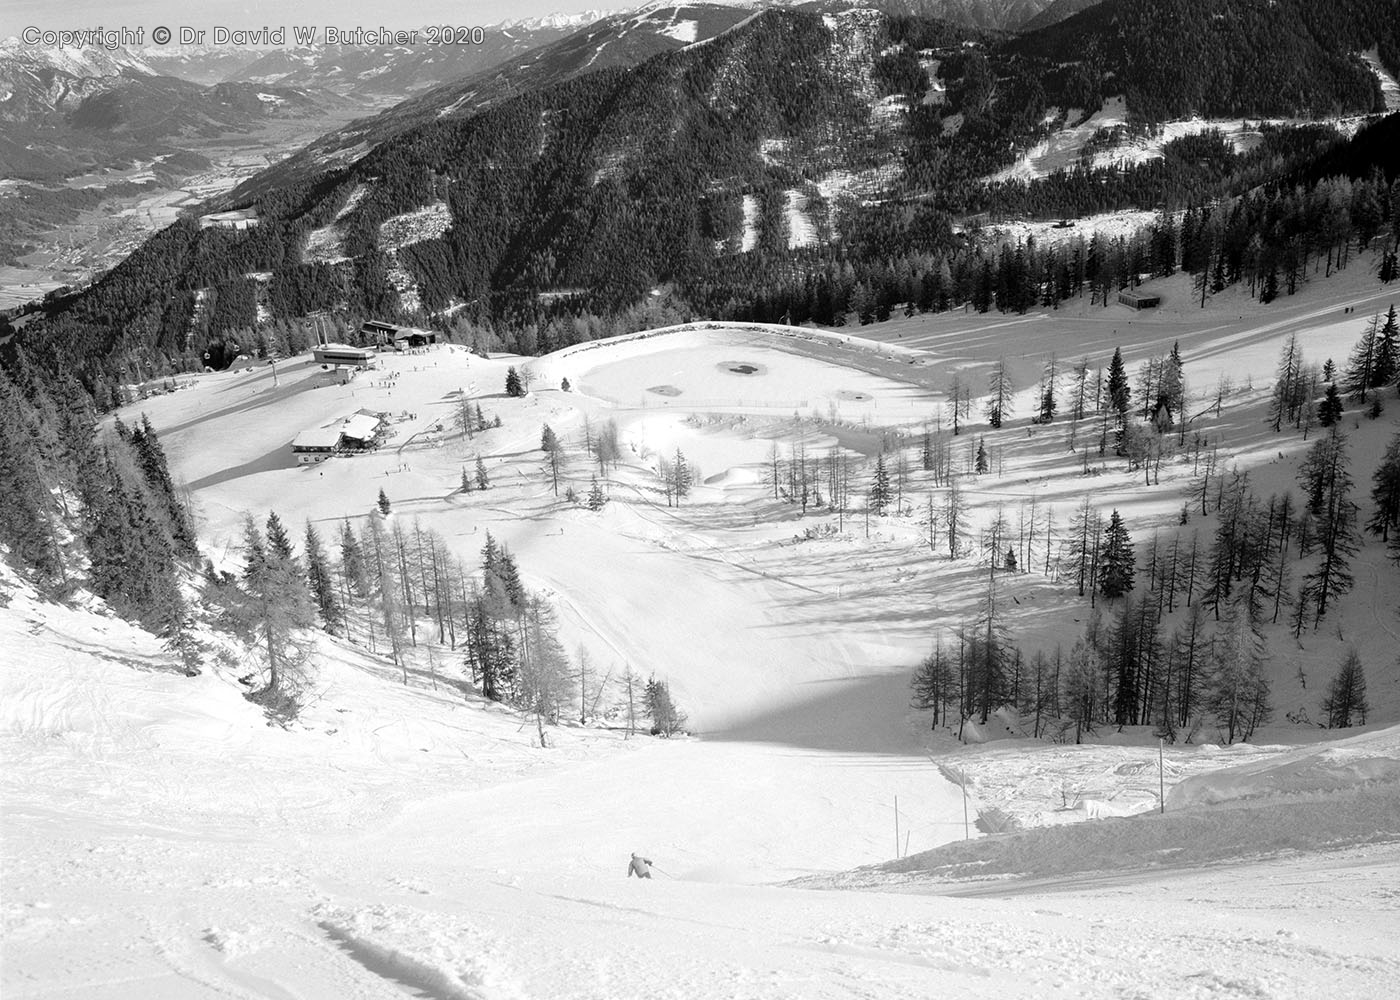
top-left (1204, 596), bottom-right (1271, 744)
top-left (304, 520), bottom-right (344, 635)
top-left (1344, 313), bottom-right (1381, 403)
top-left (910, 641), bottom-right (954, 729)
top-left (225, 513), bottom-right (316, 712)
top-left (1322, 650), bottom-right (1369, 728)
top-left (1366, 434), bottom-right (1400, 541)
top-left (986, 358), bottom-right (1013, 429)
top-left (1298, 432), bottom-right (1358, 625)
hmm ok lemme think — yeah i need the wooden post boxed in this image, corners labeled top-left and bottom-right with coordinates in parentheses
top-left (962, 771), bottom-right (970, 840)
top-left (1159, 738), bottom-right (1165, 814)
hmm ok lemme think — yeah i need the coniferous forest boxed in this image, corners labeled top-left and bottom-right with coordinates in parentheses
top-left (3, 1), bottom-right (1398, 407)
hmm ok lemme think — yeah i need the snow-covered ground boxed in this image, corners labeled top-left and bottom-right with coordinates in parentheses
top-left (990, 96), bottom-right (1378, 185)
top-left (1359, 48), bottom-right (1400, 112)
top-left (6, 253), bottom-right (1400, 996)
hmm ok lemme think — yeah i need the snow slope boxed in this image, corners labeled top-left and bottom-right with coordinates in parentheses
top-left (5, 561), bottom-right (1398, 998)
top-left (8, 252), bottom-right (1400, 997)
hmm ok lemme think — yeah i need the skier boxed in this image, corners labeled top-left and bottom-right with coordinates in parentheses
top-left (627, 853), bottom-right (653, 879)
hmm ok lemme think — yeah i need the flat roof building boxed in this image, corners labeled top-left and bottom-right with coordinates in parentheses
top-left (311, 344), bottom-right (378, 368)
top-left (1119, 289), bottom-right (1161, 309)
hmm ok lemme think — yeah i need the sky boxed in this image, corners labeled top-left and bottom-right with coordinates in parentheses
top-left (2, 1), bottom-right (615, 40)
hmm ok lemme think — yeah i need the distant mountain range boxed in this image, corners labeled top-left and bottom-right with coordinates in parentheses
top-left (7, 0), bottom-right (1398, 387)
top-left (0, 42), bottom-right (343, 180)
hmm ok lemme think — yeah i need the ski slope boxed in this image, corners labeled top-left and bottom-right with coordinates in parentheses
top-left (6, 250), bottom-right (1400, 997)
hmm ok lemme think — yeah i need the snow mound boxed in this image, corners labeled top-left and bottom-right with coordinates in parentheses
top-left (1167, 725), bottom-right (1400, 809)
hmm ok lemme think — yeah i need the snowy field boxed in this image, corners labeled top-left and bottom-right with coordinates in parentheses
top-left (6, 252), bottom-right (1400, 996)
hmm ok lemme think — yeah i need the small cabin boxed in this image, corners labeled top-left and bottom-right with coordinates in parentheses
top-left (1119, 289), bottom-right (1161, 310)
top-left (290, 426), bottom-right (342, 464)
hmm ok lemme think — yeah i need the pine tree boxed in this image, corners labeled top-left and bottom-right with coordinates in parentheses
top-left (304, 521), bottom-right (344, 634)
top-left (1318, 382), bottom-right (1344, 427)
top-left (266, 511), bottom-right (295, 563)
top-left (223, 513), bottom-right (315, 711)
top-left (869, 452), bottom-right (892, 515)
top-left (461, 466), bottom-right (474, 493)
top-left (0, 372), bottom-right (64, 586)
top-left (82, 449), bottom-right (180, 630)
top-left (1323, 650), bottom-right (1369, 728)
top-left (475, 455), bottom-right (490, 490)
top-left (540, 423), bottom-right (558, 452)
top-left (644, 676), bottom-right (686, 736)
top-left (129, 414), bottom-right (197, 555)
top-left (505, 366), bottom-right (524, 397)
top-left (1098, 509), bottom-right (1135, 599)
top-left (587, 475), bottom-right (606, 510)
top-left (1106, 347), bottom-right (1130, 419)
top-left (975, 438), bottom-right (989, 474)
top-left (1374, 305), bottom-right (1398, 388)
top-left (377, 488), bottom-right (392, 515)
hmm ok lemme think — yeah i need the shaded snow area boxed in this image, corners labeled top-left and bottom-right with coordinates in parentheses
top-left (1359, 48), bottom-right (1400, 111)
top-left (375, 202), bottom-right (452, 313)
top-left (9, 255), bottom-right (1400, 996)
top-left (301, 184), bottom-right (367, 265)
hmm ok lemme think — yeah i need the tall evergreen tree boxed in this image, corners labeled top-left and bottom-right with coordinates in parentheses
top-left (1098, 509), bottom-right (1136, 600)
top-left (129, 414), bottom-right (197, 555)
top-left (304, 521), bottom-right (344, 635)
top-left (869, 452), bottom-right (892, 515)
top-left (224, 513), bottom-right (315, 708)
top-left (1106, 347), bottom-right (1131, 419)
